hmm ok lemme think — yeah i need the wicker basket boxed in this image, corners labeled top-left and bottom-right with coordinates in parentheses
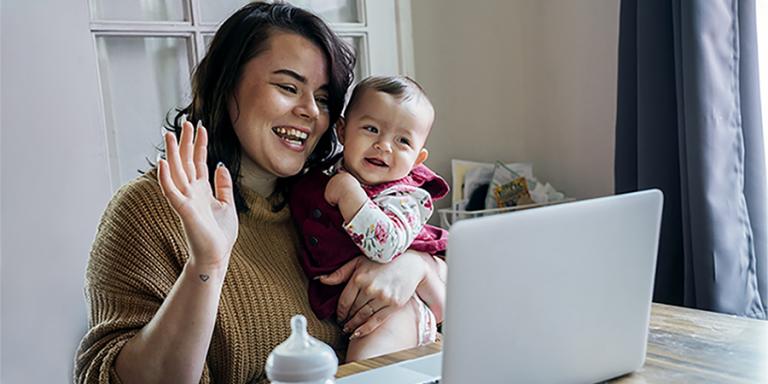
top-left (438, 199), bottom-right (573, 229)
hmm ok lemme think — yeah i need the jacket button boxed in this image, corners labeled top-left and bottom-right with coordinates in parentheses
top-left (311, 208), bottom-right (322, 219)
top-left (309, 236), bottom-right (319, 246)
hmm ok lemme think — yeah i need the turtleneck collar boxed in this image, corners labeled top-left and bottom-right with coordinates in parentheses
top-left (238, 155), bottom-right (277, 198)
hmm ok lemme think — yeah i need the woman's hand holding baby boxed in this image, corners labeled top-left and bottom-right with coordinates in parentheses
top-left (318, 250), bottom-right (430, 338)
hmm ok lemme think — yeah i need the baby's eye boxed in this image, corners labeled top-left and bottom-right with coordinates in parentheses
top-left (275, 83), bottom-right (298, 94)
top-left (363, 125), bottom-right (378, 134)
top-left (399, 137), bottom-right (412, 146)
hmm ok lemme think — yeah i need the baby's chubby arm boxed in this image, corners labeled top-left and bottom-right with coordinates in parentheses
top-left (326, 172), bottom-right (434, 263)
top-left (324, 171), bottom-right (368, 222)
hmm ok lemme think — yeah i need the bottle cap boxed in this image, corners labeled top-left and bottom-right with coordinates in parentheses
top-left (265, 315), bottom-right (338, 383)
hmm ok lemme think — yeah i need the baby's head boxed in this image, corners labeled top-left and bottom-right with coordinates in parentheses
top-left (337, 76), bottom-right (435, 185)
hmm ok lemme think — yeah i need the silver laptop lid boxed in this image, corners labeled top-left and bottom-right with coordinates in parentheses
top-left (442, 189), bottom-right (663, 384)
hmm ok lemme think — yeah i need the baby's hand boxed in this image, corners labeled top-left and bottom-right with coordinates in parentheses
top-left (325, 171), bottom-right (361, 206)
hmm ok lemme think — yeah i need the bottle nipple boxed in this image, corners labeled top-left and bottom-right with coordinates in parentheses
top-left (265, 314), bottom-right (338, 383)
top-left (290, 315), bottom-right (310, 347)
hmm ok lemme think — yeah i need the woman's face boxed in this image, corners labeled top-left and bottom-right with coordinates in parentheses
top-left (229, 31), bottom-right (330, 178)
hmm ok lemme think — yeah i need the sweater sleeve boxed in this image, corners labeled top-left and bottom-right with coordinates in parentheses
top-left (342, 185), bottom-right (433, 263)
top-left (74, 174), bottom-right (212, 384)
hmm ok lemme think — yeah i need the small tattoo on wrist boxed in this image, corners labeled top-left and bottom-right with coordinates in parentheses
top-left (199, 274), bottom-right (210, 282)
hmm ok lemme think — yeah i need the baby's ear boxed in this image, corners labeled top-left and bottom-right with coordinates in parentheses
top-left (415, 148), bottom-right (429, 166)
top-left (335, 117), bottom-right (346, 145)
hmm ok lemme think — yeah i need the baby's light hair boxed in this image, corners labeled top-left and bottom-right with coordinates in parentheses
top-left (344, 75), bottom-right (432, 116)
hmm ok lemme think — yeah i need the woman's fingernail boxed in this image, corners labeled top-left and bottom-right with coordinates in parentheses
top-left (350, 331), bottom-right (361, 340)
top-left (217, 162), bottom-right (225, 168)
top-left (313, 275), bottom-right (327, 280)
top-left (181, 114), bottom-right (187, 124)
top-left (197, 120), bottom-right (203, 129)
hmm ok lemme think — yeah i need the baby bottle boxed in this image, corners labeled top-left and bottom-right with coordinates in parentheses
top-left (265, 314), bottom-right (338, 384)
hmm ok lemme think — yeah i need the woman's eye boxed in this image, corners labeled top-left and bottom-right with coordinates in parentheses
top-left (276, 84), bottom-right (298, 94)
top-left (363, 125), bottom-right (378, 134)
top-left (315, 96), bottom-right (329, 111)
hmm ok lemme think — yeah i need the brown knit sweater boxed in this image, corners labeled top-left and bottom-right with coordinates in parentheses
top-left (74, 170), bottom-right (343, 384)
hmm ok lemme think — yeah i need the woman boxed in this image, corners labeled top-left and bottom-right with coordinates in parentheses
top-left (74, 2), bottom-right (446, 384)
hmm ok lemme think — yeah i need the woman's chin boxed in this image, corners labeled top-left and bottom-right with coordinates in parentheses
top-left (270, 160), bottom-right (305, 178)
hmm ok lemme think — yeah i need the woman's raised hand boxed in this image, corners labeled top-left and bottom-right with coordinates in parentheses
top-left (157, 120), bottom-right (239, 270)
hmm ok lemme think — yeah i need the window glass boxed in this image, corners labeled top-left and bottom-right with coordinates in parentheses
top-left (292, 0), bottom-right (360, 23)
top-left (199, 0), bottom-right (360, 25)
top-left (198, 1), bottom-right (245, 24)
top-left (204, 34), bottom-right (214, 51)
top-left (342, 35), bottom-right (366, 82)
top-left (96, 36), bottom-right (192, 183)
top-left (89, 0), bottom-right (188, 22)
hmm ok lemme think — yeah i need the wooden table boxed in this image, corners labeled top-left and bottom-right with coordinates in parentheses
top-left (337, 303), bottom-right (767, 383)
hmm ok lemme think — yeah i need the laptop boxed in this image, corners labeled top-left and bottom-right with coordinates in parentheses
top-left (337, 189), bottom-right (663, 384)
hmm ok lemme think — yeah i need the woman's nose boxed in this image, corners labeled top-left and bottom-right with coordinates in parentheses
top-left (294, 94), bottom-right (320, 121)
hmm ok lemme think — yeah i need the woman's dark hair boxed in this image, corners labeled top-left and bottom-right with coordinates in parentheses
top-left (165, 1), bottom-right (355, 212)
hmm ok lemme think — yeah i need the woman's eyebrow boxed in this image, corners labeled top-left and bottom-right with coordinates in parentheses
top-left (273, 69), bottom-right (328, 90)
top-left (273, 69), bottom-right (306, 83)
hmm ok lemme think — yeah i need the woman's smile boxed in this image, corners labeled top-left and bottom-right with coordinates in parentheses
top-left (272, 125), bottom-right (311, 151)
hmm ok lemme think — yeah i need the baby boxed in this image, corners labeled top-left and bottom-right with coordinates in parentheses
top-left (289, 75), bottom-right (449, 361)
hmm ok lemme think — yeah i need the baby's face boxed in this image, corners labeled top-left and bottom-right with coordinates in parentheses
top-left (338, 89), bottom-right (433, 185)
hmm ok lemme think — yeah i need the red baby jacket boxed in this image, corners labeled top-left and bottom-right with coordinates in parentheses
top-left (289, 156), bottom-right (450, 320)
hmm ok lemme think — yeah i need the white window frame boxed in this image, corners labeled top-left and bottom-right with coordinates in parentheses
top-left (88, 0), bottom-right (410, 190)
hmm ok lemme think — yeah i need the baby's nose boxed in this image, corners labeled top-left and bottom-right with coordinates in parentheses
top-left (374, 141), bottom-right (392, 152)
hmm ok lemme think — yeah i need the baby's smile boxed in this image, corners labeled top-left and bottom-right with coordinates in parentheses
top-left (364, 157), bottom-right (389, 168)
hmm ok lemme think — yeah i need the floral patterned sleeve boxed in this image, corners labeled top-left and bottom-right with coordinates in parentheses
top-left (343, 185), bottom-right (434, 263)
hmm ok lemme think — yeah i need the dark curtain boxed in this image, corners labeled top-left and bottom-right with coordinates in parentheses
top-left (615, 0), bottom-right (767, 318)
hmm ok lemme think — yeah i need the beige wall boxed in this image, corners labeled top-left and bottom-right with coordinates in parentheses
top-left (411, 0), bottom-right (620, 208)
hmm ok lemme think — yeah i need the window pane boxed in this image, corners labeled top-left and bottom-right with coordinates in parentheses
top-left (96, 36), bottom-right (192, 185)
top-left (89, 0), bottom-right (188, 22)
top-left (204, 34), bottom-right (214, 52)
top-left (199, 1), bottom-right (247, 24)
top-left (198, 1), bottom-right (359, 24)
top-left (342, 36), bottom-right (366, 83)
top-left (293, 0), bottom-right (360, 23)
